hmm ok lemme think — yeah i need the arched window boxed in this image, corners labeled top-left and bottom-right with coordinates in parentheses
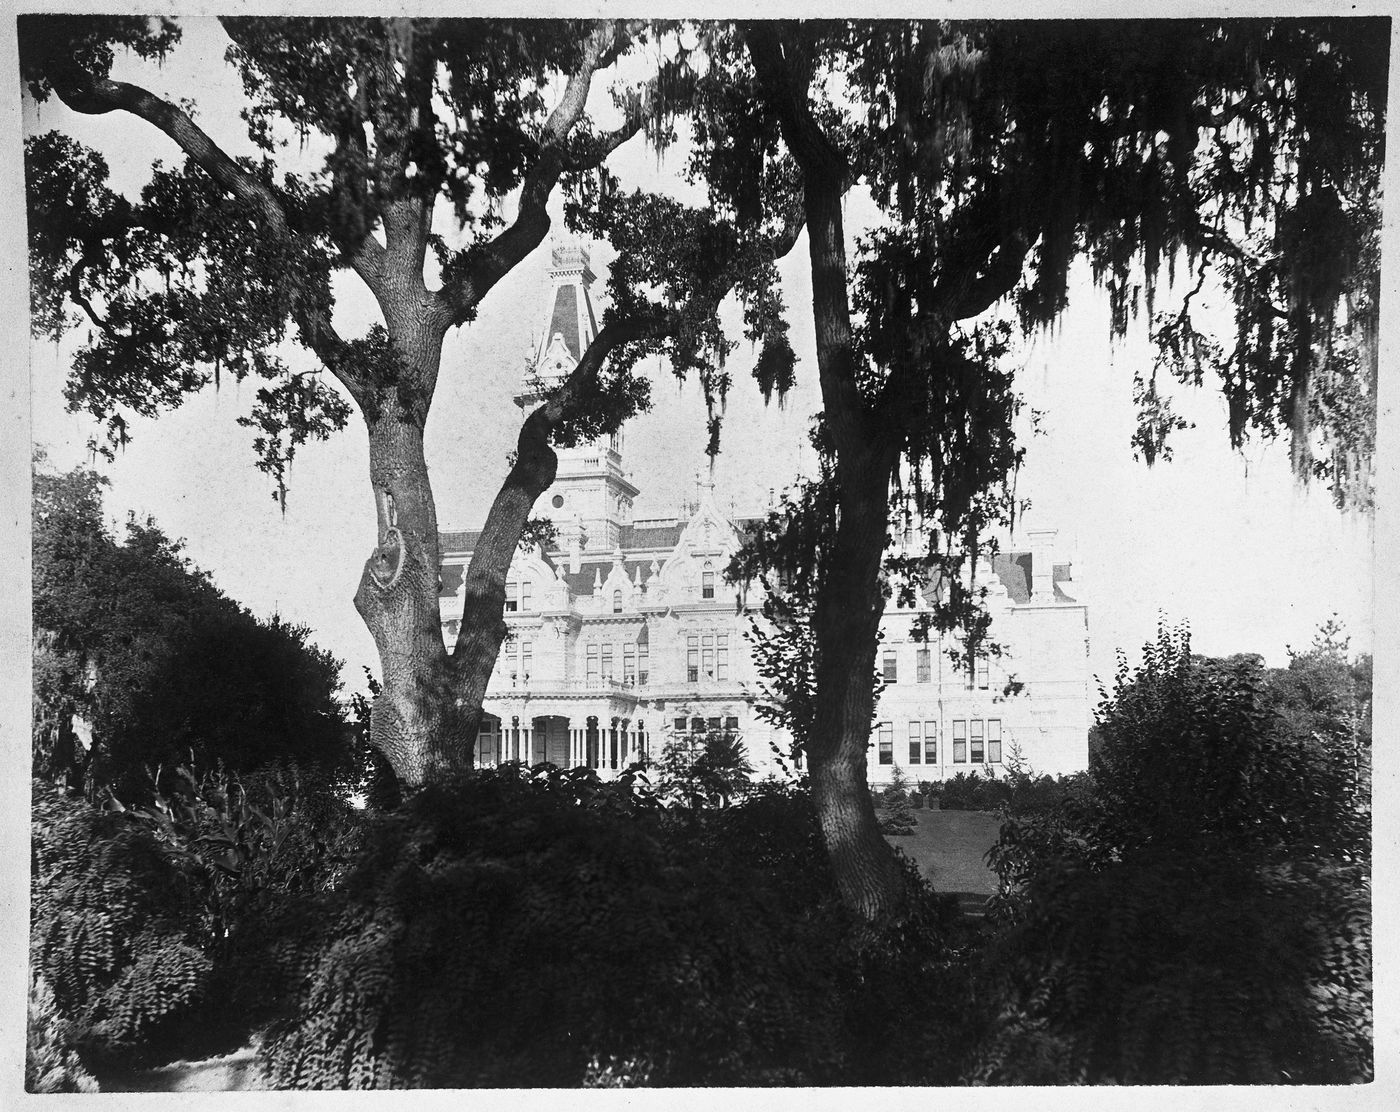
top-left (613, 589), bottom-right (623, 613)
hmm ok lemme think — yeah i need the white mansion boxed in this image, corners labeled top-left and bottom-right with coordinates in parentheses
top-left (438, 245), bottom-right (1091, 784)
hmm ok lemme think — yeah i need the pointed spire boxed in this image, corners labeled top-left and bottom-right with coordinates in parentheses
top-left (517, 238), bottom-right (600, 411)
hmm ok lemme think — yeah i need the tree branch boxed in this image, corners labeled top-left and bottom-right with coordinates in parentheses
top-left (435, 21), bottom-right (632, 329)
top-left (46, 66), bottom-right (291, 238)
top-left (745, 23), bottom-right (872, 459)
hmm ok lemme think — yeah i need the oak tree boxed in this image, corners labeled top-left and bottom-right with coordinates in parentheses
top-left (724, 18), bottom-right (1383, 918)
top-left (22, 16), bottom-right (794, 785)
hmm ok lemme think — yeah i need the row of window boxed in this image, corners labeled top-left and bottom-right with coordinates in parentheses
top-left (585, 640), bottom-right (650, 685)
top-left (875, 719), bottom-right (1003, 765)
top-left (673, 715), bottom-right (741, 734)
top-left (880, 646), bottom-right (991, 689)
top-left (504, 632), bottom-right (729, 687)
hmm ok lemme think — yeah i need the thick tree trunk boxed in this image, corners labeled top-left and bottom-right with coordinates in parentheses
top-left (353, 401), bottom-right (474, 785)
top-left (807, 448), bottom-right (909, 921)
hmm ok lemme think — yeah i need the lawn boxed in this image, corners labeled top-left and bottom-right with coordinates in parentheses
top-left (881, 807), bottom-right (1002, 914)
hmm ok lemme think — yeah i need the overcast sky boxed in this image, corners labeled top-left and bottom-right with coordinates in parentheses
top-left (18, 14), bottom-right (1378, 701)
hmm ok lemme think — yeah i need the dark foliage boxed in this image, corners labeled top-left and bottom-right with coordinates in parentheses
top-left (975, 624), bottom-right (1372, 1084)
top-left (245, 768), bottom-right (973, 1087)
top-left (30, 779), bottom-right (215, 1069)
top-left (931, 769), bottom-right (1093, 816)
top-left (30, 761), bottom-right (365, 1077)
top-left (32, 461), bottom-right (357, 801)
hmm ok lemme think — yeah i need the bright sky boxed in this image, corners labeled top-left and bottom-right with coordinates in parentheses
top-left (18, 15), bottom-right (1377, 704)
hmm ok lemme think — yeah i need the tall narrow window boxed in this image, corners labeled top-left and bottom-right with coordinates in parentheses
top-left (988, 719), bottom-right (1003, 763)
top-left (505, 581), bottom-right (519, 613)
top-left (613, 589), bottom-right (623, 614)
top-left (953, 720), bottom-right (967, 763)
top-left (971, 719), bottom-right (985, 763)
top-left (687, 635), bottom-right (699, 683)
top-left (716, 633), bottom-right (729, 681)
top-left (623, 643), bottom-right (636, 684)
top-left (977, 656), bottom-right (990, 690)
top-left (916, 647), bottom-right (931, 683)
top-left (877, 722), bottom-right (894, 765)
top-left (601, 643), bottom-right (614, 679)
top-left (520, 579), bottom-right (532, 612)
top-left (520, 641), bottom-right (532, 682)
top-left (882, 649), bottom-right (898, 684)
top-left (702, 632), bottom-right (715, 679)
top-left (586, 642), bottom-right (599, 685)
top-left (702, 571), bottom-right (715, 599)
top-left (908, 721), bottom-right (922, 764)
top-left (924, 721), bottom-right (937, 764)
top-left (638, 641), bottom-right (649, 685)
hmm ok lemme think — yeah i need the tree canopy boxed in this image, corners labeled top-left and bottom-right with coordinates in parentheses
top-left (33, 459), bottom-right (355, 800)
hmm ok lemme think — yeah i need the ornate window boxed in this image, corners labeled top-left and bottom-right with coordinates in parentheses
top-left (613, 589), bottom-right (623, 614)
top-left (702, 570), bottom-right (715, 599)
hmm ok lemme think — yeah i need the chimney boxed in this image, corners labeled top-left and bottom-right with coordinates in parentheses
top-left (1027, 528), bottom-right (1056, 602)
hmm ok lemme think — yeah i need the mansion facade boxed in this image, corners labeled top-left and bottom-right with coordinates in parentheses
top-left (438, 245), bottom-right (1091, 785)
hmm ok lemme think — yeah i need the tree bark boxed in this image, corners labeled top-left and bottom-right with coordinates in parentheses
top-left (807, 446), bottom-right (909, 920)
top-left (353, 395), bottom-right (469, 785)
top-left (745, 24), bottom-right (911, 919)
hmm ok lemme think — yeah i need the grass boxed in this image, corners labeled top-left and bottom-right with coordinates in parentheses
top-left (880, 807), bottom-right (1002, 914)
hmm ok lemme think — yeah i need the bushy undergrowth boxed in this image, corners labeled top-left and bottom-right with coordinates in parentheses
top-left (929, 768), bottom-right (1093, 815)
top-left (26, 974), bottom-right (98, 1093)
top-left (30, 779), bottom-right (214, 1069)
top-left (973, 627), bottom-right (1372, 1084)
top-left (244, 767), bottom-right (972, 1087)
top-left (30, 765), bottom-right (361, 1076)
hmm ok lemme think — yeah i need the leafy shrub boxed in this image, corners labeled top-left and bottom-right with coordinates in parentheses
top-left (27, 974), bottom-right (98, 1093)
top-left (878, 793), bottom-right (918, 835)
top-left (972, 854), bottom-right (1371, 1083)
top-left (651, 727), bottom-right (755, 808)
top-left (31, 762), bottom-right (364, 1073)
top-left (250, 767), bottom-right (972, 1088)
top-left (974, 624), bottom-right (1373, 1084)
top-left (30, 780), bottom-right (213, 1068)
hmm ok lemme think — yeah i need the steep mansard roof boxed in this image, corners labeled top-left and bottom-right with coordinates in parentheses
top-left (438, 529), bottom-right (1073, 605)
